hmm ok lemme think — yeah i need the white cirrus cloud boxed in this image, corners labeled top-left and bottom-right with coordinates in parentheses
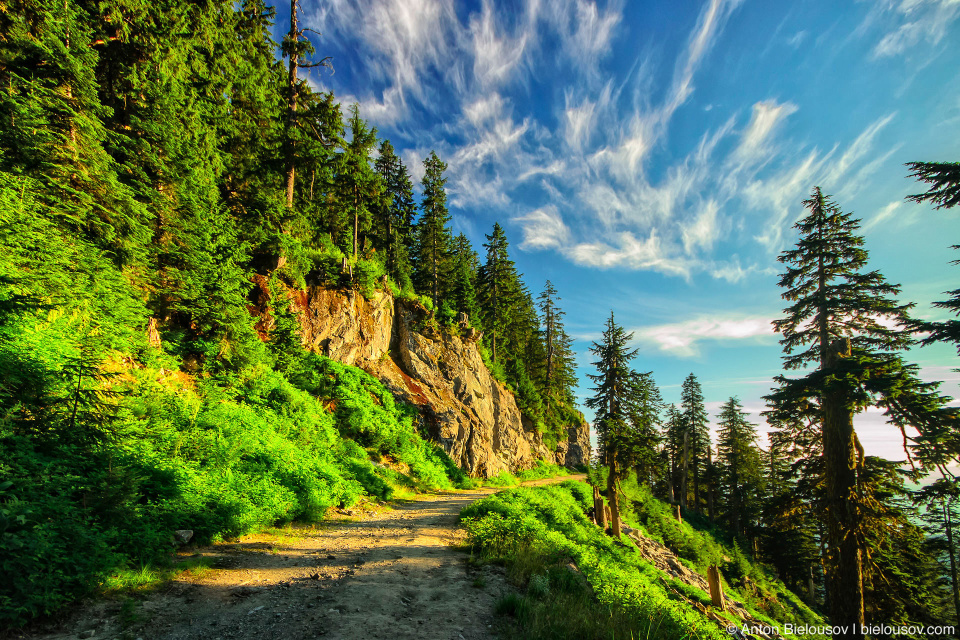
top-left (514, 205), bottom-right (571, 250)
top-left (871, 0), bottom-right (960, 59)
top-left (633, 314), bottom-right (776, 357)
top-left (730, 100), bottom-right (799, 170)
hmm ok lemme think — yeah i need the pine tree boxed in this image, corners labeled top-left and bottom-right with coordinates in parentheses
top-left (761, 410), bottom-right (825, 601)
top-left (586, 312), bottom-right (638, 539)
top-left (716, 397), bottom-right (764, 538)
top-left (906, 160), bottom-right (960, 355)
top-left (664, 404), bottom-right (686, 505)
top-left (537, 281), bottom-right (563, 398)
top-left (281, 0), bottom-right (331, 209)
top-left (477, 223), bottom-right (518, 363)
top-left (624, 371), bottom-right (664, 490)
top-left (412, 151), bottom-right (452, 309)
top-left (767, 186), bottom-right (960, 635)
top-left (373, 140), bottom-right (415, 288)
top-left (449, 233), bottom-right (479, 321)
top-left (914, 478), bottom-right (960, 622)
top-left (333, 106), bottom-right (380, 260)
top-left (680, 373), bottom-right (710, 512)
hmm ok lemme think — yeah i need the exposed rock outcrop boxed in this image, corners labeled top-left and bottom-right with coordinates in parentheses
top-left (266, 283), bottom-right (590, 477)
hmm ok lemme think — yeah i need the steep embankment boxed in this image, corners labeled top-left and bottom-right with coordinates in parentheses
top-left (252, 281), bottom-right (590, 478)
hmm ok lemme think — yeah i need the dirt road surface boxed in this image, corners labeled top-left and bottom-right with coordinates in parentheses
top-left (19, 475), bottom-right (584, 640)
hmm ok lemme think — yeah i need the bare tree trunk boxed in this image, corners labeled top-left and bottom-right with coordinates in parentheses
top-left (284, 0), bottom-right (299, 209)
top-left (680, 428), bottom-right (690, 510)
top-left (707, 446), bottom-right (715, 523)
top-left (353, 186), bottom-right (359, 258)
top-left (823, 338), bottom-right (865, 639)
top-left (607, 452), bottom-right (621, 538)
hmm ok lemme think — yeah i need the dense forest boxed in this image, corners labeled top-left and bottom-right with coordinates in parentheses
top-left (0, 0), bottom-right (581, 626)
top-left (3, 0), bottom-right (960, 638)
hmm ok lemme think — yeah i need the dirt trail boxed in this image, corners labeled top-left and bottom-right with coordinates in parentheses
top-left (22, 475), bottom-right (584, 640)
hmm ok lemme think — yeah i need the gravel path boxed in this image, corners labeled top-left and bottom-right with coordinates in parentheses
top-left (19, 475), bottom-right (584, 640)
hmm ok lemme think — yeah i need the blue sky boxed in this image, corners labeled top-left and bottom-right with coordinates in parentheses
top-left (283, 0), bottom-right (960, 461)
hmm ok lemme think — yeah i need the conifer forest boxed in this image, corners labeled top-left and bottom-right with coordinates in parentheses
top-left (2, 1), bottom-right (960, 639)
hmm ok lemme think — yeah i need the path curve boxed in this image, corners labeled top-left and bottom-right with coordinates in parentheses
top-left (23, 475), bottom-right (584, 640)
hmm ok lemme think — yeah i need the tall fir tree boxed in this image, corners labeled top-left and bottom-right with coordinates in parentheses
top-left (680, 373), bottom-right (710, 512)
top-left (906, 160), bottom-right (960, 355)
top-left (767, 186), bottom-right (960, 635)
top-left (281, 0), bottom-right (331, 209)
top-left (412, 151), bottom-right (452, 309)
top-left (716, 397), bottom-right (764, 538)
top-left (333, 105), bottom-right (380, 259)
top-left (373, 140), bottom-right (415, 288)
top-left (449, 233), bottom-right (479, 321)
top-left (664, 404), bottom-right (686, 505)
top-left (477, 223), bottom-right (518, 363)
top-left (586, 312), bottom-right (638, 539)
top-left (624, 371), bottom-right (664, 490)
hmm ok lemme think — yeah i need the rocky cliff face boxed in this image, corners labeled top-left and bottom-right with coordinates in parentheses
top-left (272, 283), bottom-right (589, 477)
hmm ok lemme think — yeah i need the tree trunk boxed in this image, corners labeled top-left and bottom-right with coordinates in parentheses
top-left (693, 448), bottom-right (701, 514)
top-left (353, 185), bottom-right (359, 259)
top-left (707, 446), bottom-right (715, 523)
top-left (593, 485), bottom-right (606, 529)
top-left (823, 337), bottom-right (865, 639)
top-left (945, 499), bottom-right (960, 623)
top-left (607, 452), bottom-right (621, 538)
top-left (680, 428), bottom-right (690, 509)
top-left (708, 565), bottom-right (726, 610)
top-left (284, 0), bottom-right (298, 209)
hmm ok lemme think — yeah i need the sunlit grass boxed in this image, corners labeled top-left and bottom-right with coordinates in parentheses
top-left (101, 557), bottom-right (213, 594)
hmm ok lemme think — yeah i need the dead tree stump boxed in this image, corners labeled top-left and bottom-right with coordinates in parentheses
top-left (708, 565), bottom-right (726, 610)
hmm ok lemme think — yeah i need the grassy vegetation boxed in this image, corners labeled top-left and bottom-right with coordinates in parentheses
top-left (0, 343), bottom-right (470, 627)
top-left (460, 479), bottom-right (827, 640)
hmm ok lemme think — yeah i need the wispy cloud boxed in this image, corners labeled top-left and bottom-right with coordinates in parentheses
top-left (515, 205), bottom-right (571, 250)
top-left (633, 314), bottom-right (775, 357)
top-left (730, 100), bottom-right (798, 171)
top-left (316, 0), bottom-right (914, 283)
top-left (871, 0), bottom-right (960, 59)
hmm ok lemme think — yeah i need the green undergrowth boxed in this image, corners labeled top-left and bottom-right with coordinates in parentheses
top-left (460, 481), bottom-right (826, 640)
top-left (0, 337), bottom-right (469, 626)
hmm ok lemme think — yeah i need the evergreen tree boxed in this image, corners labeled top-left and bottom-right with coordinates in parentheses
top-left (281, 0), bottom-right (331, 209)
top-left (767, 186), bottom-right (960, 635)
top-left (449, 233), bottom-right (479, 321)
top-left (907, 161), bottom-right (960, 210)
top-left (412, 151), bottom-right (452, 309)
top-left (680, 373), bottom-right (710, 512)
top-left (477, 223), bottom-right (518, 363)
top-left (373, 140), bottom-right (416, 288)
top-left (624, 371), bottom-right (664, 490)
top-left (859, 459), bottom-right (947, 627)
top-left (586, 311), bottom-right (638, 539)
top-left (906, 160), bottom-right (960, 355)
top-left (664, 404), bottom-right (686, 505)
top-left (537, 281), bottom-right (563, 398)
top-left (716, 397), bottom-right (764, 537)
top-left (333, 105), bottom-right (380, 259)
top-left (914, 478), bottom-right (960, 622)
